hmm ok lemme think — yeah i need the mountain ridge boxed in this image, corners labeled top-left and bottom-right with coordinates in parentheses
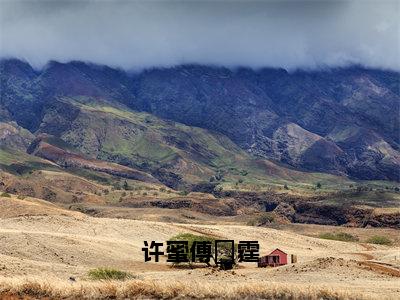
top-left (1, 58), bottom-right (399, 181)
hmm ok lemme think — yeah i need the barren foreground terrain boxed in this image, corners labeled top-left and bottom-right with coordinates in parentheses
top-left (0, 195), bottom-right (399, 299)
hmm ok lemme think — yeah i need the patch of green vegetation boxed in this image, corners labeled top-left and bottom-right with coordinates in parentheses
top-left (76, 103), bottom-right (306, 187)
top-left (167, 232), bottom-right (240, 266)
top-left (0, 148), bottom-right (18, 164)
top-left (10, 162), bottom-right (60, 176)
top-left (178, 190), bottom-right (189, 196)
top-left (0, 148), bottom-right (60, 176)
top-left (87, 268), bottom-right (132, 281)
top-left (247, 212), bottom-right (275, 226)
top-left (318, 232), bottom-right (359, 242)
top-left (129, 136), bottom-right (177, 163)
top-left (55, 98), bottom-right (397, 192)
top-left (66, 168), bottom-right (114, 185)
top-left (168, 233), bottom-right (237, 267)
top-left (168, 233), bottom-right (216, 265)
top-left (1, 192), bottom-right (11, 197)
top-left (324, 190), bottom-right (400, 208)
top-left (366, 235), bottom-right (392, 245)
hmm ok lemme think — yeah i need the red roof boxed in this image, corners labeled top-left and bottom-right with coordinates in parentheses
top-left (268, 248), bottom-right (287, 256)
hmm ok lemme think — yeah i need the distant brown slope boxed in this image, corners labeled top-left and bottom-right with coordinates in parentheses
top-left (0, 195), bottom-right (84, 218)
top-left (27, 135), bottom-right (158, 183)
top-left (0, 122), bottom-right (34, 150)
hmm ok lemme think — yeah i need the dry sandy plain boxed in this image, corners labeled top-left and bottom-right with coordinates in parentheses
top-left (0, 195), bottom-right (399, 299)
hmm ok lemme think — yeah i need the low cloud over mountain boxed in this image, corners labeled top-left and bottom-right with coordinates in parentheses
top-left (1, 0), bottom-right (399, 71)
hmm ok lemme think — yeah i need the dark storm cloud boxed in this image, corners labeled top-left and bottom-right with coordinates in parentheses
top-left (0, 0), bottom-right (399, 70)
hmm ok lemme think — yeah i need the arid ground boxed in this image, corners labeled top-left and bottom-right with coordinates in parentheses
top-left (0, 195), bottom-right (399, 299)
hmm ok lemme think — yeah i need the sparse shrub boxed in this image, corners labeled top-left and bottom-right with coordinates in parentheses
top-left (316, 182), bottom-right (322, 189)
top-left (112, 182), bottom-right (121, 190)
top-left (238, 178), bottom-right (243, 184)
top-left (159, 187), bottom-right (166, 192)
top-left (223, 190), bottom-right (233, 197)
top-left (17, 195), bottom-right (26, 200)
top-left (240, 170), bottom-right (248, 176)
top-left (42, 188), bottom-right (57, 201)
top-left (214, 170), bottom-right (224, 181)
top-left (179, 190), bottom-right (189, 196)
top-left (103, 189), bottom-right (109, 195)
top-left (247, 219), bottom-right (257, 226)
top-left (142, 192), bottom-right (148, 196)
top-left (182, 213), bottom-right (195, 219)
top-left (284, 184), bottom-right (289, 190)
top-left (218, 256), bottom-right (234, 270)
top-left (153, 192), bottom-right (158, 196)
top-left (214, 186), bottom-right (223, 193)
top-left (247, 212), bottom-right (275, 226)
top-left (1, 192), bottom-right (11, 198)
top-left (366, 235), bottom-right (392, 245)
top-left (168, 233), bottom-right (215, 265)
top-left (257, 212), bottom-right (275, 224)
top-left (123, 181), bottom-right (130, 190)
top-left (121, 191), bottom-right (127, 197)
top-left (167, 233), bottom-right (237, 266)
top-left (356, 185), bottom-right (370, 193)
top-left (394, 187), bottom-right (399, 192)
top-left (318, 232), bottom-right (358, 242)
top-left (87, 268), bottom-right (132, 281)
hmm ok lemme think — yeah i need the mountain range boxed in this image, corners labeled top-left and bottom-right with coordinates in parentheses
top-left (1, 58), bottom-right (399, 186)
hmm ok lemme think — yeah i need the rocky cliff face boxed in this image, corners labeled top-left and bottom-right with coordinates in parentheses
top-left (1, 59), bottom-right (399, 181)
top-left (134, 65), bottom-right (399, 180)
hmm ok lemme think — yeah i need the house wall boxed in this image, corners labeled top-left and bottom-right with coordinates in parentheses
top-left (258, 249), bottom-right (289, 267)
top-left (270, 249), bottom-right (287, 265)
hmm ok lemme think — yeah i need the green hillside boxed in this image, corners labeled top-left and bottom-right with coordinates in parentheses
top-left (34, 96), bottom-right (358, 191)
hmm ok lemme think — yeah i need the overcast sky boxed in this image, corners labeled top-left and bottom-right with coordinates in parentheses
top-left (0, 0), bottom-right (399, 71)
